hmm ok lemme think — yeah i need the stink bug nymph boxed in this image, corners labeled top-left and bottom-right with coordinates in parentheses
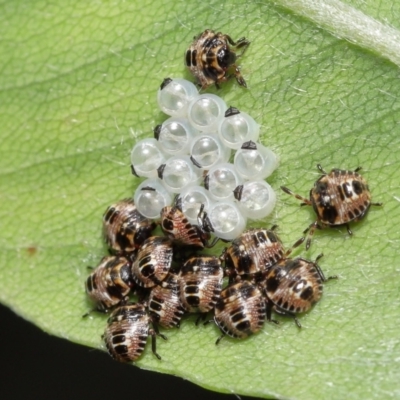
top-left (131, 236), bottom-right (173, 288)
top-left (179, 255), bottom-right (224, 317)
top-left (281, 165), bottom-right (382, 249)
top-left (103, 198), bottom-right (156, 254)
top-left (214, 281), bottom-right (266, 344)
top-left (160, 197), bottom-right (214, 249)
top-left (223, 227), bottom-right (303, 281)
top-left (103, 303), bottom-right (167, 363)
top-left (84, 255), bottom-right (134, 314)
top-left (185, 29), bottom-right (250, 89)
top-left (264, 254), bottom-right (337, 328)
top-left (148, 271), bottom-right (185, 329)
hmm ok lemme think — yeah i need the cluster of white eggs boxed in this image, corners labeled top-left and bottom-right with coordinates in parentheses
top-left (130, 78), bottom-right (279, 240)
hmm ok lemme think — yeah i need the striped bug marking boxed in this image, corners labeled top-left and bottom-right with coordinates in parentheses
top-left (160, 197), bottom-right (213, 248)
top-left (185, 29), bottom-right (250, 89)
top-left (179, 255), bottom-right (223, 316)
top-left (131, 236), bottom-right (173, 288)
top-left (281, 165), bottom-right (382, 249)
top-left (103, 303), bottom-right (167, 363)
top-left (214, 281), bottom-right (266, 344)
top-left (84, 255), bottom-right (134, 314)
top-left (148, 272), bottom-right (185, 329)
top-left (103, 198), bottom-right (156, 254)
top-left (223, 227), bottom-right (303, 282)
top-left (264, 254), bottom-right (337, 328)
top-left (223, 228), bottom-right (284, 278)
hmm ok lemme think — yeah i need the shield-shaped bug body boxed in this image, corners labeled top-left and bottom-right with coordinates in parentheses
top-left (179, 255), bottom-right (223, 315)
top-left (281, 165), bottom-right (382, 249)
top-left (85, 255), bottom-right (134, 313)
top-left (214, 281), bottom-right (266, 344)
top-left (148, 272), bottom-right (185, 329)
top-left (185, 29), bottom-right (250, 89)
top-left (223, 227), bottom-right (302, 281)
top-left (131, 236), bottom-right (173, 288)
top-left (264, 255), bottom-right (337, 327)
top-left (160, 197), bottom-right (212, 249)
top-left (103, 303), bottom-right (167, 363)
top-left (103, 198), bottom-right (156, 254)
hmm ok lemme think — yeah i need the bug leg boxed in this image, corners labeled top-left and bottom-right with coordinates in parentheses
top-left (326, 275), bottom-right (339, 281)
top-left (224, 34), bottom-right (240, 46)
top-left (173, 195), bottom-right (183, 211)
top-left (205, 236), bottom-right (219, 248)
top-left (354, 166), bottom-right (362, 173)
top-left (281, 186), bottom-right (312, 206)
top-left (284, 236), bottom-right (305, 258)
top-left (225, 35), bottom-right (250, 55)
top-left (265, 298), bottom-right (275, 323)
top-left (236, 38), bottom-right (251, 55)
top-left (314, 254), bottom-right (338, 282)
top-left (223, 69), bottom-right (245, 87)
top-left (150, 323), bottom-right (168, 359)
top-left (275, 306), bottom-right (301, 328)
top-left (149, 329), bottom-right (162, 360)
top-left (371, 202), bottom-right (383, 207)
top-left (315, 266), bottom-right (339, 282)
top-left (197, 203), bottom-right (206, 226)
top-left (317, 164), bottom-right (328, 174)
top-left (294, 317), bottom-right (302, 328)
top-left (265, 304), bottom-right (282, 325)
top-left (195, 313), bottom-right (208, 326)
top-left (315, 253), bottom-right (324, 263)
top-left (346, 223), bottom-right (353, 236)
top-left (82, 304), bottom-right (110, 318)
top-left (219, 247), bottom-right (227, 263)
top-left (233, 66), bottom-right (247, 87)
top-left (314, 254), bottom-right (326, 281)
top-left (215, 333), bottom-right (225, 345)
top-left (302, 221), bottom-right (319, 250)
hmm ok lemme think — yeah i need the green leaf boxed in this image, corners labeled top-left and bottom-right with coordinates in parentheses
top-left (1, 0), bottom-right (399, 399)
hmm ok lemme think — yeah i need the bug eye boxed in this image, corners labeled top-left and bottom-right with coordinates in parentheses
top-left (217, 49), bottom-right (236, 68)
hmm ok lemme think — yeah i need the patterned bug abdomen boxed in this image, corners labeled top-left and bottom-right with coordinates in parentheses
top-left (103, 303), bottom-right (150, 362)
top-left (103, 198), bottom-right (156, 254)
top-left (148, 272), bottom-right (185, 328)
top-left (265, 258), bottom-right (325, 315)
top-left (311, 169), bottom-right (371, 226)
top-left (179, 255), bottom-right (223, 314)
top-left (224, 228), bottom-right (285, 277)
top-left (214, 281), bottom-right (266, 339)
top-left (131, 236), bottom-right (173, 288)
top-left (85, 255), bottom-right (134, 311)
top-left (160, 204), bottom-right (208, 248)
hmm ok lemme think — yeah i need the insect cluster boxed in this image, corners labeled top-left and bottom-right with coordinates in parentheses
top-left (82, 29), bottom-right (381, 364)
